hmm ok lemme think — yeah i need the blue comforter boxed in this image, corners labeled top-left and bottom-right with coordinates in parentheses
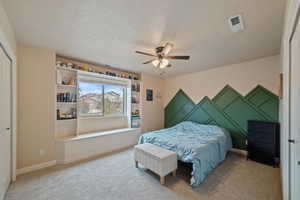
top-left (138, 121), bottom-right (232, 187)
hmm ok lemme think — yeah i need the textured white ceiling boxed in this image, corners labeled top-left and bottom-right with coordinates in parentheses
top-left (3, 0), bottom-right (286, 77)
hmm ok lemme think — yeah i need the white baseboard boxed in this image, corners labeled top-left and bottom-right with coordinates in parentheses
top-left (230, 148), bottom-right (248, 156)
top-left (16, 160), bottom-right (57, 176)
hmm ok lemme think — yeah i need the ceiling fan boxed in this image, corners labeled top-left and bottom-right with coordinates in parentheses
top-left (135, 43), bottom-right (190, 69)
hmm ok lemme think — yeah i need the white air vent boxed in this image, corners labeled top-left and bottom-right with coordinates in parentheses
top-left (228, 15), bottom-right (244, 32)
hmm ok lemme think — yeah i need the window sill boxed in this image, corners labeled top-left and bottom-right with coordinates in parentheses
top-left (78, 115), bottom-right (127, 120)
top-left (56, 128), bottom-right (141, 142)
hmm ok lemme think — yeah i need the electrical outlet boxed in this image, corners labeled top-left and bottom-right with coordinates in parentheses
top-left (39, 149), bottom-right (45, 156)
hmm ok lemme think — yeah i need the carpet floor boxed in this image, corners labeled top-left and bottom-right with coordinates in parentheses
top-left (5, 148), bottom-right (282, 200)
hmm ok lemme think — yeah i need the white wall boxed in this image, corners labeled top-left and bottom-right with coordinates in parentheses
top-left (164, 55), bottom-right (281, 106)
top-left (17, 45), bottom-right (56, 169)
top-left (140, 73), bottom-right (164, 133)
top-left (0, 0), bottom-right (17, 181)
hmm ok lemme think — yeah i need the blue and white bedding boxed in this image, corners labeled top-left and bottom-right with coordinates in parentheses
top-left (138, 121), bottom-right (232, 187)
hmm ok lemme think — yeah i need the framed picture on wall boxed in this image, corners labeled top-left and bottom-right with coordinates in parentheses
top-left (146, 89), bottom-right (153, 101)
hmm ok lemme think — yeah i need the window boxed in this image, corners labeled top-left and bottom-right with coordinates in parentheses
top-left (78, 81), bottom-right (104, 116)
top-left (78, 79), bottom-right (126, 117)
top-left (104, 84), bottom-right (124, 115)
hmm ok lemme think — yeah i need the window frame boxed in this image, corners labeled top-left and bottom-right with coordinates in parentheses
top-left (77, 71), bottom-right (129, 119)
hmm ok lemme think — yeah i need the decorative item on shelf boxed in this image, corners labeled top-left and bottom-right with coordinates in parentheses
top-left (56, 61), bottom-right (62, 67)
top-left (73, 64), bottom-right (80, 70)
top-left (131, 84), bottom-right (136, 91)
top-left (81, 65), bottom-right (90, 72)
top-left (131, 82), bottom-right (140, 92)
top-left (131, 116), bottom-right (141, 128)
top-left (57, 92), bottom-right (77, 103)
top-left (131, 96), bottom-right (139, 104)
top-left (56, 108), bottom-right (77, 120)
top-left (67, 76), bottom-right (76, 86)
top-left (146, 89), bottom-right (153, 101)
top-left (57, 109), bottom-right (60, 120)
top-left (132, 109), bottom-right (140, 117)
top-left (67, 63), bottom-right (73, 69)
top-left (56, 58), bottom-right (139, 81)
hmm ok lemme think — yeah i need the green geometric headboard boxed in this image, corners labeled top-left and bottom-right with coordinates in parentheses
top-left (164, 85), bottom-right (279, 150)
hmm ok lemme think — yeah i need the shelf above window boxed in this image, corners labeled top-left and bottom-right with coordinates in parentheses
top-left (57, 84), bottom-right (76, 88)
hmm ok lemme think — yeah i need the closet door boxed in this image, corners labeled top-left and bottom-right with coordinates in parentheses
top-left (0, 45), bottom-right (12, 200)
top-left (289, 14), bottom-right (300, 200)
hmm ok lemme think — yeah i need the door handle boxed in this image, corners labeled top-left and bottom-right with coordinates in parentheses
top-left (289, 139), bottom-right (295, 143)
top-left (288, 139), bottom-right (300, 144)
top-left (298, 161), bottom-right (300, 166)
top-left (6, 128), bottom-right (10, 130)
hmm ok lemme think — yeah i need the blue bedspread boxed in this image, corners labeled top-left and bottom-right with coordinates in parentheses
top-left (138, 121), bottom-right (232, 187)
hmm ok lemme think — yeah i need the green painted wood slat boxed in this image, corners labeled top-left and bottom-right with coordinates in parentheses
top-left (164, 85), bottom-right (279, 150)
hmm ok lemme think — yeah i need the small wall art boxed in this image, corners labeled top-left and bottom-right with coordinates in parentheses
top-left (146, 89), bottom-right (153, 101)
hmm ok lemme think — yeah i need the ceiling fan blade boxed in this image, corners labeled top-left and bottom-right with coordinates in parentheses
top-left (162, 43), bottom-right (174, 55)
top-left (166, 56), bottom-right (190, 60)
top-left (135, 51), bottom-right (156, 57)
top-left (143, 59), bottom-right (156, 64)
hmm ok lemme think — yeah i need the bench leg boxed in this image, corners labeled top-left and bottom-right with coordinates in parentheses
top-left (135, 161), bottom-right (138, 168)
top-left (160, 176), bottom-right (165, 185)
top-left (172, 170), bottom-right (176, 177)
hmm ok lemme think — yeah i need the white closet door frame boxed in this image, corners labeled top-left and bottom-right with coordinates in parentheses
top-left (283, 0), bottom-right (300, 199)
top-left (0, 42), bottom-right (16, 182)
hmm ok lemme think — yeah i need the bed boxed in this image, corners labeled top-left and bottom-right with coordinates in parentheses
top-left (138, 121), bottom-right (232, 187)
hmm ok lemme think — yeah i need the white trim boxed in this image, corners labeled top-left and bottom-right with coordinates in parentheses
top-left (16, 160), bottom-right (57, 176)
top-left (77, 70), bottom-right (132, 84)
top-left (281, 1), bottom-right (300, 199)
top-left (230, 148), bottom-right (248, 156)
top-left (56, 128), bottom-right (140, 142)
top-left (0, 3), bottom-right (17, 183)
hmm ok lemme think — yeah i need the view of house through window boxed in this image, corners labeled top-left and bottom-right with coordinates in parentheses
top-left (78, 81), bottom-right (125, 117)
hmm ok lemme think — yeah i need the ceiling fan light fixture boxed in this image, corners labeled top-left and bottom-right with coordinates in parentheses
top-left (136, 42), bottom-right (190, 70)
top-left (159, 58), bottom-right (169, 69)
top-left (161, 58), bottom-right (169, 66)
top-left (152, 59), bottom-right (160, 67)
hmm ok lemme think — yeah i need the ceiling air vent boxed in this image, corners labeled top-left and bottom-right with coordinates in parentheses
top-left (228, 15), bottom-right (244, 32)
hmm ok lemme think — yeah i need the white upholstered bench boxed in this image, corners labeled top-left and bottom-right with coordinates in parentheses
top-left (134, 143), bottom-right (177, 185)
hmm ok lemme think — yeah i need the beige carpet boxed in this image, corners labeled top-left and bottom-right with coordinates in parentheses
top-left (5, 148), bottom-right (282, 200)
